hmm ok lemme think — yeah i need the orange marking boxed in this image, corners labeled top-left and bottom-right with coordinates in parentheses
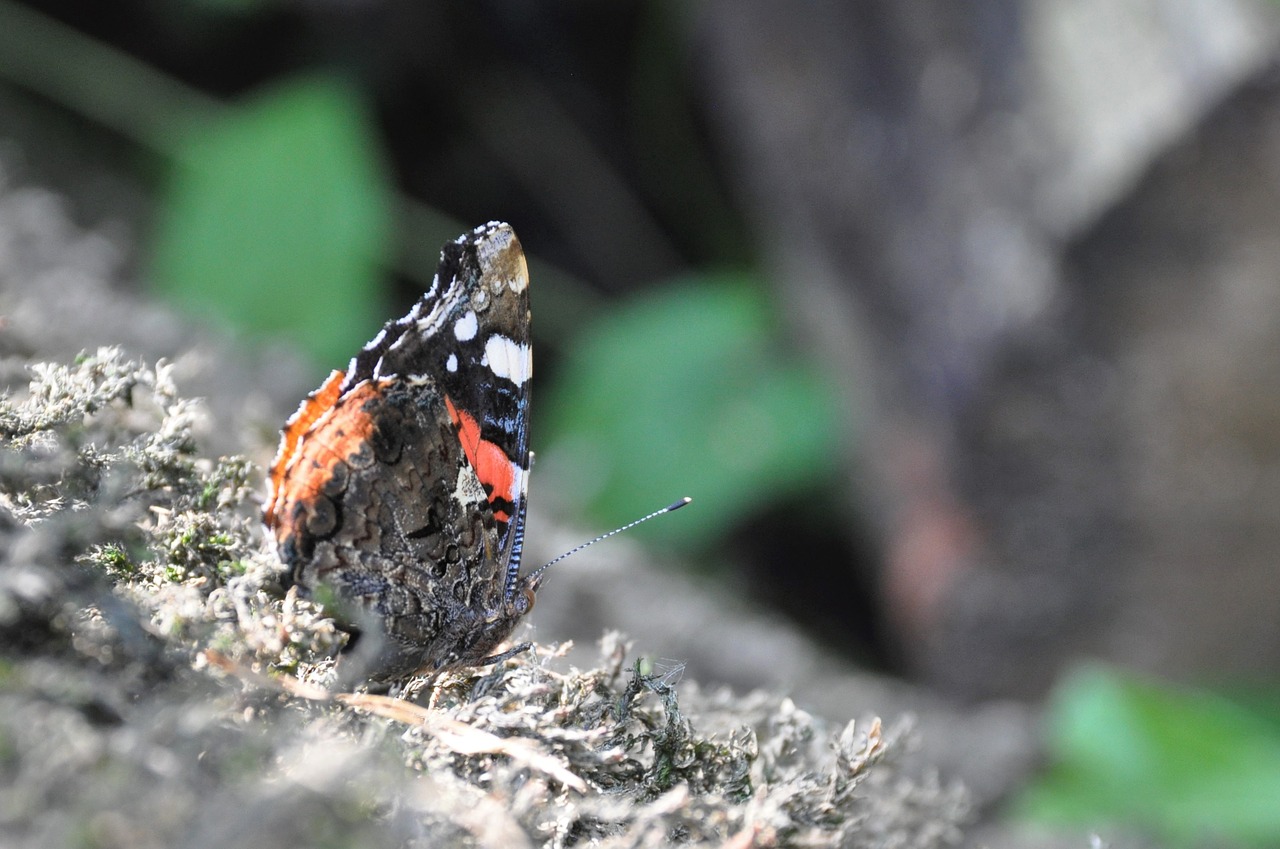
top-left (267, 371), bottom-right (346, 526)
top-left (266, 377), bottom-right (381, 532)
top-left (268, 371), bottom-right (345, 503)
top-left (445, 395), bottom-right (515, 517)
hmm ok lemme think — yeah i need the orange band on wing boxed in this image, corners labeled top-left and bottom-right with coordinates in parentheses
top-left (445, 395), bottom-right (515, 521)
top-left (266, 370), bottom-right (346, 525)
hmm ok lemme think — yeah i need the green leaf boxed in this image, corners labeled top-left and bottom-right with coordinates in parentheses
top-left (150, 73), bottom-right (391, 367)
top-left (1014, 665), bottom-right (1280, 846)
top-left (538, 274), bottom-right (843, 550)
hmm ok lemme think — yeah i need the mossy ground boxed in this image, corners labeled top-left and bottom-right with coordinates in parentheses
top-left (0, 348), bottom-right (968, 847)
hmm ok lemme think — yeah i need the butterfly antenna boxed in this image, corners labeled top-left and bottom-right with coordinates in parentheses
top-left (524, 497), bottom-right (692, 590)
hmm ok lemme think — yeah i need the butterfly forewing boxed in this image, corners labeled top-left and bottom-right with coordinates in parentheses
top-left (342, 223), bottom-right (531, 535)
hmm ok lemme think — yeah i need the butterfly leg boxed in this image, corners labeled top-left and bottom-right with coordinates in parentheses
top-left (478, 641), bottom-right (534, 667)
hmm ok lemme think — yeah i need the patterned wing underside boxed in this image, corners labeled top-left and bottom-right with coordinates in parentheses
top-left (265, 222), bottom-right (534, 677)
top-left (267, 377), bottom-right (521, 677)
top-left (340, 222), bottom-right (532, 596)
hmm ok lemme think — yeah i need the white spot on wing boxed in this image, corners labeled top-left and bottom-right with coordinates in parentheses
top-left (446, 353), bottom-right (458, 372)
top-left (454, 310), bottom-right (478, 342)
top-left (364, 328), bottom-right (388, 351)
top-left (453, 464), bottom-right (487, 507)
top-left (412, 290), bottom-right (453, 338)
top-left (482, 334), bottom-right (531, 387)
top-left (507, 252), bottom-right (530, 293)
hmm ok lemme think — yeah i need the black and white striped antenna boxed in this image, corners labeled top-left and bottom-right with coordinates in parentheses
top-left (523, 497), bottom-right (692, 590)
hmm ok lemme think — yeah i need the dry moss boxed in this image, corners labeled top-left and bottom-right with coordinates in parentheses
top-left (0, 348), bottom-right (968, 848)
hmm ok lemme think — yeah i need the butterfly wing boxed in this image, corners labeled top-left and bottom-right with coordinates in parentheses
top-left (343, 222), bottom-right (532, 595)
top-left (265, 222), bottom-right (533, 677)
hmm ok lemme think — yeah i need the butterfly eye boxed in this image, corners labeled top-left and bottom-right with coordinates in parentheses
top-left (517, 586), bottom-right (536, 615)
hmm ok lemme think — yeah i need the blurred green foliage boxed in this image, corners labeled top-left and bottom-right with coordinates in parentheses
top-left (1015, 665), bottom-right (1280, 846)
top-left (150, 73), bottom-right (392, 367)
top-left (538, 274), bottom-right (843, 551)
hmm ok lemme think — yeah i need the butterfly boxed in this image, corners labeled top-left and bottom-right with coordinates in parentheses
top-left (265, 222), bottom-right (537, 680)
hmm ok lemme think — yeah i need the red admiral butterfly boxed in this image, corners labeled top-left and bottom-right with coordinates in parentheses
top-left (265, 222), bottom-right (536, 680)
